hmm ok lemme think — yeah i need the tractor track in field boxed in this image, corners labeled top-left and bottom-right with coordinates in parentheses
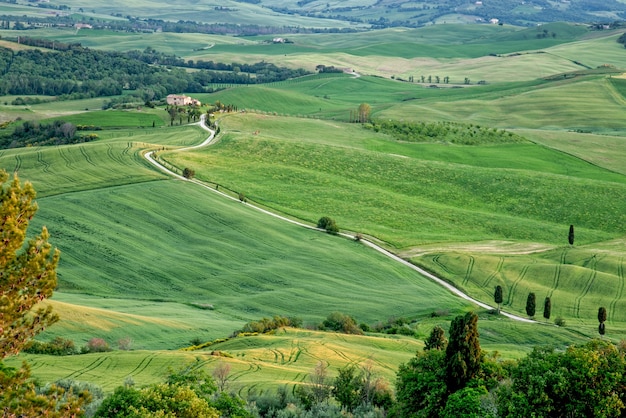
top-left (66, 356), bottom-right (110, 379)
top-left (127, 352), bottom-right (159, 376)
top-left (58, 147), bottom-right (75, 171)
top-left (574, 256), bottom-right (598, 318)
top-left (610, 257), bottom-right (625, 322)
top-left (79, 145), bottom-right (96, 167)
top-left (13, 154), bottom-right (21, 172)
top-left (548, 249), bottom-right (567, 298)
top-left (483, 257), bottom-right (504, 288)
top-left (143, 116), bottom-right (536, 324)
top-left (509, 263), bottom-right (531, 307)
top-left (462, 255), bottom-right (474, 286)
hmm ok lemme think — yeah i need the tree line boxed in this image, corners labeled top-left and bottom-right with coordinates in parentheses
top-left (365, 119), bottom-right (526, 145)
top-left (0, 43), bottom-right (311, 99)
top-left (0, 119), bottom-right (97, 148)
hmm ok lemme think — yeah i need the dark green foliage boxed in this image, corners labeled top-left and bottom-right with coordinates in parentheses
top-left (494, 285), bottom-right (503, 314)
top-left (525, 293), bottom-right (536, 318)
top-left (598, 306), bottom-right (607, 324)
top-left (23, 337), bottom-right (77, 356)
top-left (95, 385), bottom-right (143, 417)
top-left (424, 326), bottom-right (447, 351)
top-left (440, 386), bottom-right (488, 418)
top-left (317, 216), bottom-right (339, 234)
top-left (498, 340), bottom-right (626, 417)
top-left (182, 167), bottom-right (196, 179)
top-left (599, 307), bottom-right (607, 336)
top-left (0, 120), bottom-right (96, 149)
top-left (370, 316), bottom-right (417, 336)
top-left (543, 297), bottom-right (551, 321)
top-left (445, 312), bottom-right (482, 393)
top-left (236, 315), bottom-right (301, 335)
top-left (320, 312), bottom-right (363, 335)
top-left (332, 366), bottom-right (361, 412)
top-left (395, 349), bottom-right (448, 417)
top-left (0, 45), bottom-right (310, 99)
top-left (568, 224), bottom-right (575, 245)
top-left (211, 391), bottom-right (251, 418)
top-left (367, 120), bottom-right (526, 145)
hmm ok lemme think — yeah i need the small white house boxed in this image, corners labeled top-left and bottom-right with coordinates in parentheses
top-left (166, 94), bottom-right (201, 106)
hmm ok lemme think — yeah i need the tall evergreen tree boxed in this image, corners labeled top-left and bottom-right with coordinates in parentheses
top-left (494, 285), bottom-right (503, 314)
top-left (598, 306), bottom-right (607, 336)
top-left (568, 224), bottom-right (575, 245)
top-left (445, 312), bottom-right (482, 393)
top-left (526, 293), bottom-right (536, 318)
top-left (543, 297), bottom-right (551, 321)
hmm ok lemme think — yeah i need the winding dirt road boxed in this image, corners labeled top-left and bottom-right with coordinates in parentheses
top-left (144, 115), bottom-right (536, 324)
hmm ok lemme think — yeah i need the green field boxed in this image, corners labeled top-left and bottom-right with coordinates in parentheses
top-left (2, 18), bottom-right (626, 398)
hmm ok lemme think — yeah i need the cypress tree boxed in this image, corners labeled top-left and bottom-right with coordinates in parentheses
top-left (543, 297), bottom-right (551, 321)
top-left (445, 312), bottom-right (481, 393)
top-left (598, 306), bottom-right (607, 323)
top-left (568, 224), bottom-right (575, 245)
top-left (598, 307), bottom-right (607, 336)
top-left (494, 285), bottom-right (503, 314)
top-left (525, 293), bottom-right (536, 318)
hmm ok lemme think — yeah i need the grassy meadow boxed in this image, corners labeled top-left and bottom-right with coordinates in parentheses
top-left (2, 20), bottom-right (626, 395)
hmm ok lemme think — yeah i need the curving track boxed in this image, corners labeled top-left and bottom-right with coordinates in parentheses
top-left (143, 115), bottom-right (536, 324)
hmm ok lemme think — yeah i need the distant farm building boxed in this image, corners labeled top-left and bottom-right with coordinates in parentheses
top-left (166, 94), bottom-right (201, 106)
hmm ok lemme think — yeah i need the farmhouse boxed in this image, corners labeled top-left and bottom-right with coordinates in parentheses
top-left (166, 94), bottom-right (201, 106)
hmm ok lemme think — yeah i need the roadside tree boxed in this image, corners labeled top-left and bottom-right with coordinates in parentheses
top-left (494, 285), bottom-right (503, 314)
top-left (525, 293), bottom-right (536, 318)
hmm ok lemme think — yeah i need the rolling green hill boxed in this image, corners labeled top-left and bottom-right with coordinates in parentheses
top-left (2, 17), bottom-right (626, 399)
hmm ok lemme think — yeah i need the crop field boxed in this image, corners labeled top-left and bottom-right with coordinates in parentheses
top-left (5, 320), bottom-right (591, 394)
top-left (164, 113), bottom-right (626, 247)
top-left (2, 18), bottom-right (626, 398)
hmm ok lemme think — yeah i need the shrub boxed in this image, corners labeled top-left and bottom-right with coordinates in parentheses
top-left (24, 337), bottom-right (77, 355)
top-left (320, 312), bottom-right (363, 335)
top-left (236, 315), bottom-right (301, 336)
top-left (182, 167), bottom-right (195, 179)
top-left (83, 338), bottom-right (111, 353)
top-left (118, 337), bottom-right (132, 351)
top-left (316, 216), bottom-right (339, 234)
top-left (555, 317), bottom-right (566, 327)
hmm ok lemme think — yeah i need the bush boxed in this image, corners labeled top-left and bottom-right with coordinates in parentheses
top-left (317, 216), bottom-right (339, 234)
top-left (118, 337), bottom-right (132, 351)
top-left (83, 338), bottom-right (111, 353)
top-left (24, 337), bottom-right (77, 355)
top-left (233, 315), bottom-right (302, 336)
top-left (182, 167), bottom-right (195, 179)
top-left (554, 317), bottom-right (566, 327)
top-left (320, 312), bottom-right (363, 335)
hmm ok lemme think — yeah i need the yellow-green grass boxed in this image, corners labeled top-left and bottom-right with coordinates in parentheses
top-left (164, 113), bottom-right (626, 248)
top-left (4, 322), bottom-right (591, 394)
top-left (4, 329), bottom-right (423, 394)
top-left (40, 295), bottom-right (238, 350)
top-left (379, 75), bottom-right (626, 132)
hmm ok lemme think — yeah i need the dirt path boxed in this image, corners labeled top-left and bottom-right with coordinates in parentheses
top-left (144, 115), bottom-right (537, 324)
